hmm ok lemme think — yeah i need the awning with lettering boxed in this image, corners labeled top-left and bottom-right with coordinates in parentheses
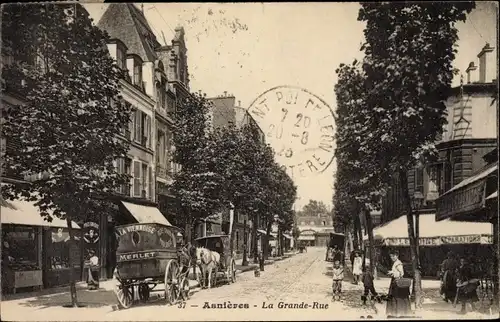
top-left (297, 235), bottom-right (315, 241)
top-left (363, 213), bottom-right (492, 246)
top-left (121, 201), bottom-right (172, 226)
top-left (1, 197), bottom-right (80, 229)
top-left (436, 163), bottom-right (498, 221)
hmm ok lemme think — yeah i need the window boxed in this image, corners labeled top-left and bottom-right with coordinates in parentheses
top-left (415, 167), bottom-right (424, 194)
top-left (142, 163), bottom-right (148, 198)
top-left (310, 221), bottom-right (315, 225)
top-left (134, 110), bottom-right (142, 144)
top-left (2, 225), bottom-right (40, 271)
top-left (133, 60), bottom-right (142, 87)
top-left (116, 47), bottom-right (125, 70)
top-left (322, 221), bottom-right (326, 226)
top-left (141, 114), bottom-right (151, 148)
top-left (166, 130), bottom-right (173, 172)
top-left (427, 166), bottom-right (438, 193)
top-left (157, 130), bottom-right (166, 164)
top-left (148, 166), bottom-right (153, 200)
top-left (48, 228), bottom-right (81, 270)
top-left (133, 161), bottom-right (142, 197)
top-left (300, 221), bottom-right (305, 225)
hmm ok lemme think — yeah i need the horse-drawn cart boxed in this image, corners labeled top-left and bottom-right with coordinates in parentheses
top-left (113, 223), bottom-right (191, 309)
top-left (194, 235), bottom-right (237, 288)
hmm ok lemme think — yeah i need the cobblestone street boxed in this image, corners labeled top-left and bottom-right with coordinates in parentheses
top-left (2, 247), bottom-right (495, 321)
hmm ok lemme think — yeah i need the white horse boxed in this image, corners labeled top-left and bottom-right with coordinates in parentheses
top-left (195, 247), bottom-right (220, 289)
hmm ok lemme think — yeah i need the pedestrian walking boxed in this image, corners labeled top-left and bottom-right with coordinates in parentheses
top-left (439, 251), bottom-right (459, 303)
top-left (455, 257), bottom-right (479, 314)
top-left (385, 250), bottom-right (411, 318)
top-left (332, 260), bottom-right (344, 302)
top-left (352, 252), bottom-right (363, 284)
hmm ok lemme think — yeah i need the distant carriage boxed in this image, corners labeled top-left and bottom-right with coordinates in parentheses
top-left (112, 223), bottom-right (191, 309)
top-left (194, 235), bottom-right (237, 288)
top-left (326, 232), bottom-right (345, 262)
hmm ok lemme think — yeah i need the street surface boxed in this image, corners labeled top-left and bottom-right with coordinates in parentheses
top-left (1, 247), bottom-right (495, 321)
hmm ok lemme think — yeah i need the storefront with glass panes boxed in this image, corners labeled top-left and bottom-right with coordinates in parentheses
top-left (1, 196), bottom-right (82, 293)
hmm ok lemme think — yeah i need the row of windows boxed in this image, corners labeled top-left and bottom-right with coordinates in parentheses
top-left (115, 158), bottom-right (153, 200)
top-left (299, 220), bottom-right (332, 226)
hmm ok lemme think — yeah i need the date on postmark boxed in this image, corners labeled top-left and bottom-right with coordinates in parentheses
top-left (247, 86), bottom-right (335, 178)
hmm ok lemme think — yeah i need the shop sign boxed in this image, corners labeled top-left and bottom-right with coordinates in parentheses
top-left (384, 237), bottom-right (440, 247)
top-left (116, 224), bottom-right (164, 236)
top-left (118, 251), bottom-right (157, 262)
top-left (441, 235), bottom-right (481, 245)
top-left (83, 222), bottom-right (100, 244)
top-left (437, 180), bottom-right (485, 221)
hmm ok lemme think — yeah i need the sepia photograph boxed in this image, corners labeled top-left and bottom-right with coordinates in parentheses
top-left (0, 1), bottom-right (498, 321)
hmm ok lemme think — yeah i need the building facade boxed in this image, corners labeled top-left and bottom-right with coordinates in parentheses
top-left (381, 43), bottom-right (497, 225)
top-left (296, 213), bottom-right (335, 247)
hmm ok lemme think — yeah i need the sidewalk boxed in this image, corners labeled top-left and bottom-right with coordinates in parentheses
top-left (1, 251), bottom-right (299, 313)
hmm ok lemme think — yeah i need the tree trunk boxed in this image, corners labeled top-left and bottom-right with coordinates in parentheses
top-left (264, 220), bottom-right (272, 260)
top-left (364, 208), bottom-right (375, 276)
top-left (352, 220), bottom-right (359, 250)
top-left (399, 169), bottom-right (422, 310)
top-left (242, 218), bottom-right (248, 266)
top-left (252, 215), bottom-right (258, 264)
top-left (229, 208), bottom-right (236, 256)
top-left (66, 217), bottom-right (79, 307)
top-left (354, 213), bottom-right (364, 251)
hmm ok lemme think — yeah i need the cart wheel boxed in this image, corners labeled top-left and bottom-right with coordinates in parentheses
top-left (180, 277), bottom-right (190, 301)
top-left (114, 282), bottom-right (134, 309)
top-left (138, 284), bottom-right (150, 302)
top-left (230, 260), bottom-right (237, 283)
top-left (165, 259), bottom-right (180, 305)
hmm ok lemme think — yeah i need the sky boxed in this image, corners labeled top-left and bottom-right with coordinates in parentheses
top-left (83, 2), bottom-right (498, 211)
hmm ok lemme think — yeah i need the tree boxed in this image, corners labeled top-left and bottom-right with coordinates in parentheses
top-left (357, 2), bottom-right (475, 308)
top-left (300, 199), bottom-right (329, 217)
top-left (1, 3), bottom-right (129, 307)
top-left (171, 93), bottom-right (225, 242)
top-left (333, 61), bottom-right (387, 277)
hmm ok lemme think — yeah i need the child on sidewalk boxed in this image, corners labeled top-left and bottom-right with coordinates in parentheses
top-left (332, 260), bottom-right (344, 302)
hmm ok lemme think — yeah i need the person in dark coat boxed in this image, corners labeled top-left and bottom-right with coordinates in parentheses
top-left (385, 250), bottom-right (411, 318)
top-left (439, 251), bottom-right (459, 303)
top-left (456, 257), bottom-right (479, 314)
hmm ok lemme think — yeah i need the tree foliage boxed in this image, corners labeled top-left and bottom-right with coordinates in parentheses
top-left (298, 199), bottom-right (329, 217)
top-left (2, 3), bottom-right (129, 228)
top-left (333, 1), bottom-right (475, 308)
top-left (1, 3), bottom-right (129, 306)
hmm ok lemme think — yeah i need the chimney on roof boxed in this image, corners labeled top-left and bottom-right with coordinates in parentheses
top-left (238, 100), bottom-right (241, 106)
top-left (477, 43), bottom-right (495, 83)
top-left (223, 91), bottom-right (227, 97)
top-left (466, 62), bottom-right (478, 84)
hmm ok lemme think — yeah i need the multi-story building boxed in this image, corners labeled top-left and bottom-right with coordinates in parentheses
top-left (380, 43), bottom-right (497, 225)
top-left (97, 3), bottom-right (187, 277)
top-left (296, 213), bottom-right (335, 247)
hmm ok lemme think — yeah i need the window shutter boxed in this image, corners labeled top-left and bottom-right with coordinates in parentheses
top-left (148, 166), bottom-right (153, 201)
top-left (133, 161), bottom-right (141, 197)
top-left (147, 116), bottom-right (152, 149)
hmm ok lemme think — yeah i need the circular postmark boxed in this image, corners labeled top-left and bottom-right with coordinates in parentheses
top-left (247, 86), bottom-right (335, 178)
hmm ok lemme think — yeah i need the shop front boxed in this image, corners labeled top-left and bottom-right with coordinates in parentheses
top-left (1, 197), bottom-right (81, 293)
top-left (364, 213), bottom-right (493, 277)
top-left (436, 159), bottom-right (498, 296)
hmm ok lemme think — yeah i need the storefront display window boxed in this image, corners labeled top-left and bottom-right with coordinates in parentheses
top-left (48, 228), bottom-right (81, 270)
top-left (2, 225), bottom-right (40, 271)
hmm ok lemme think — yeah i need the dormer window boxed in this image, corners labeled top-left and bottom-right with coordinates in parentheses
top-left (133, 59), bottom-right (143, 87)
top-left (116, 47), bottom-right (125, 70)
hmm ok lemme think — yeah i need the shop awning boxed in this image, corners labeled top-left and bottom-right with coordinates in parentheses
top-left (363, 214), bottom-right (492, 246)
top-left (1, 198), bottom-right (80, 229)
top-left (121, 201), bottom-right (172, 226)
top-left (436, 163), bottom-right (498, 221)
top-left (298, 235), bottom-right (315, 241)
